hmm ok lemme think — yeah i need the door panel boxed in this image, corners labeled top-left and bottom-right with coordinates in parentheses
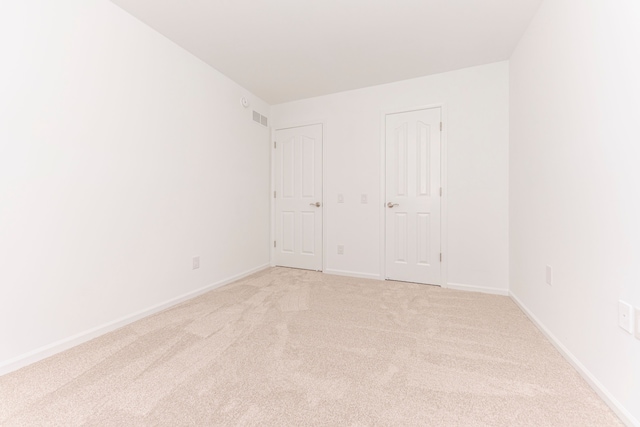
top-left (282, 139), bottom-right (295, 198)
top-left (274, 124), bottom-right (323, 270)
top-left (301, 136), bottom-right (316, 198)
top-left (416, 213), bottom-right (430, 265)
top-left (385, 108), bottom-right (441, 285)
top-left (281, 211), bottom-right (295, 253)
top-left (394, 213), bottom-right (408, 263)
top-left (301, 212), bottom-right (315, 255)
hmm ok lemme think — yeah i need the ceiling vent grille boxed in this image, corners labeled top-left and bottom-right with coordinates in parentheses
top-left (253, 110), bottom-right (268, 127)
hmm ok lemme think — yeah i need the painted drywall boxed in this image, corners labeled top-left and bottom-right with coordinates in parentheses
top-left (0, 0), bottom-right (270, 369)
top-left (510, 0), bottom-right (640, 423)
top-left (271, 62), bottom-right (510, 293)
top-left (109, 0), bottom-right (542, 104)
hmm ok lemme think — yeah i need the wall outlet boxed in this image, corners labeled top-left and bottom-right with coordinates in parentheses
top-left (361, 194), bottom-right (368, 204)
top-left (337, 194), bottom-right (344, 203)
top-left (337, 245), bottom-right (344, 255)
top-left (635, 308), bottom-right (640, 340)
top-left (618, 301), bottom-right (632, 334)
top-left (192, 256), bottom-right (200, 270)
top-left (545, 265), bottom-right (552, 286)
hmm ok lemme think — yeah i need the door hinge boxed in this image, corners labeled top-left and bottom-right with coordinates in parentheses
top-left (274, 141), bottom-right (276, 149)
top-left (440, 253), bottom-right (442, 262)
top-left (440, 122), bottom-right (443, 131)
top-left (274, 241), bottom-right (276, 248)
top-left (274, 191), bottom-right (276, 198)
top-left (439, 187), bottom-right (442, 197)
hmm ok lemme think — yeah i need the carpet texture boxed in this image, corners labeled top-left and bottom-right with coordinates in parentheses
top-left (0, 267), bottom-right (622, 426)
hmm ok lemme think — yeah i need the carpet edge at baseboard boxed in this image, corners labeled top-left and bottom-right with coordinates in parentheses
top-left (509, 291), bottom-right (639, 427)
top-left (0, 263), bottom-right (271, 377)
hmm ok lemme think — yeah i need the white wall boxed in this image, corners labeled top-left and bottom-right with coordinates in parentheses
top-left (271, 62), bottom-right (509, 293)
top-left (0, 0), bottom-right (270, 370)
top-left (510, 0), bottom-right (640, 423)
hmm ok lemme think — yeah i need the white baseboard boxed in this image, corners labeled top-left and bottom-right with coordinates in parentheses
top-left (445, 282), bottom-right (509, 296)
top-left (510, 291), bottom-right (639, 427)
top-left (323, 268), bottom-right (382, 281)
top-left (0, 263), bottom-right (270, 377)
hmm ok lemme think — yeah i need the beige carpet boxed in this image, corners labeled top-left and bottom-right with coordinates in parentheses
top-left (0, 267), bottom-right (622, 426)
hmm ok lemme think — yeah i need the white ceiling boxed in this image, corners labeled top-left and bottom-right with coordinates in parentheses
top-left (110, 0), bottom-right (542, 104)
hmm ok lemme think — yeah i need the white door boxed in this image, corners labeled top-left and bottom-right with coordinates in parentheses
top-left (385, 108), bottom-right (441, 285)
top-left (274, 124), bottom-right (323, 271)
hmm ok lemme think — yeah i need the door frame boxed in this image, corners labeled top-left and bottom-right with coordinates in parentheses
top-left (270, 120), bottom-right (326, 272)
top-left (379, 104), bottom-right (448, 286)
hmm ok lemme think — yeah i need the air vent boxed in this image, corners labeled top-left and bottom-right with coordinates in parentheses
top-left (252, 110), bottom-right (268, 127)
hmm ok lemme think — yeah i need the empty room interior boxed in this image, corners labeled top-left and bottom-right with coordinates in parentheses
top-left (1, 0), bottom-right (639, 425)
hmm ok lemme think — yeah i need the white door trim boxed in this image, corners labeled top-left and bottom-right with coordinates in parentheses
top-left (379, 104), bottom-right (447, 286)
top-left (270, 120), bottom-right (327, 272)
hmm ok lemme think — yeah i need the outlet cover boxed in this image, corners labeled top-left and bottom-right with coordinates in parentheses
top-left (635, 308), bottom-right (640, 340)
top-left (338, 194), bottom-right (344, 203)
top-left (361, 194), bottom-right (368, 204)
top-left (545, 265), bottom-right (552, 286)
top-left (192, 256), bottom-right (200, 270)
top-left (337, 245), bottom-right (344, 255)
top-left (619, 301), bottom-right (632, 334)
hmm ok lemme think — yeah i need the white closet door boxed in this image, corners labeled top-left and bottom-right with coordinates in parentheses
top-left (385, 108), bottom-right (441, 285)
top-left (274, 124), bottom-right (323, 271)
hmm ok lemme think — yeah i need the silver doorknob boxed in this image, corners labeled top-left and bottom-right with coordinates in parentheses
top-left (387, 202), bottom-right (399, 208)
top-left (310, 202), bottom-right (321, 207)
